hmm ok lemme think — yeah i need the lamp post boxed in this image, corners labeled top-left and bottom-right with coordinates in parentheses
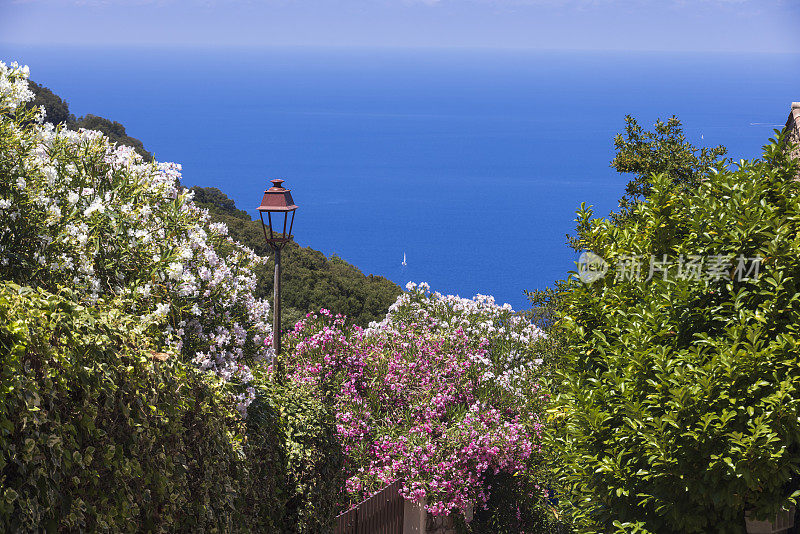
top-left (257, 179), bottom-right (298, 357)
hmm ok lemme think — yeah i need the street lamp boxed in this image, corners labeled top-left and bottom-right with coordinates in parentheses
top-left (257, 179), bottom-right (298, 356)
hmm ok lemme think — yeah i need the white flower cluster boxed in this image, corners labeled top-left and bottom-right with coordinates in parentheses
top-left (0, 61), bottom-right (34, 111)
top-left (368, 281), bottom-right (546, 395)
top-left (0, 62), bottom-right (271, 414)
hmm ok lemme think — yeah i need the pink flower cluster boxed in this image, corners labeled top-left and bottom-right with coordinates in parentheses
top-left (281, 288), bottom-right (548, 519)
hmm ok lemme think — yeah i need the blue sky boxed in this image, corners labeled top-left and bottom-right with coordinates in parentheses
top-left (1, 0), bottom-right (799, 52)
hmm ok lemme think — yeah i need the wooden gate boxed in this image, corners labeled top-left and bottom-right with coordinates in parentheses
top-left (334, 480), bottom-right (405, 534)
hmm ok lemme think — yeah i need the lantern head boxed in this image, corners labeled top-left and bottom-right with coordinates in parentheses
top-left (257, 179), bottom-right (298, 247)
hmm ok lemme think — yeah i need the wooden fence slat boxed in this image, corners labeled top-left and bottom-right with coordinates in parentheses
top-left (335, 479), bottom-right (404, 534)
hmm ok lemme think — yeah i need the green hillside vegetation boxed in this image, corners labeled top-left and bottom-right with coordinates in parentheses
top-left (27, 81), bottom-right (154, 161)
top-left (28, 80), bottom-right (402, 328)
top-left (26, 81), bottom-right (70, 125)
top-left (191, 186), bottom-right (401, 329)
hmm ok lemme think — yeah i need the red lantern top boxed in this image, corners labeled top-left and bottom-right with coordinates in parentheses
top-left (257, 179), bottom-right (298, 212)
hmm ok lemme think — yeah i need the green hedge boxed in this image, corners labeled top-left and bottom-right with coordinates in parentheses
top-left (248, 381), bottom-right (345, 533)
top-left (0, 282), bottom-right (342, 532)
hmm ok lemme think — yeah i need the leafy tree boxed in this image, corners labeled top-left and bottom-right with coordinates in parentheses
top-left (25, 80), bottom-right (153, 161)
top-left (611, 115), bottom-right (727, 223)
top-left (569, 115), bottom-right (727, 250)
top-left (25, 80), bottom-right (70, 124)
top-left (73, 114), bottom-right (153, 161)
top-left (550, 133), bottom-right (800, 533)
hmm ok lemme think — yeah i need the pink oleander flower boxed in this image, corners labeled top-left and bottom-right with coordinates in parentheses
top-left (282, 283), bottom-right (550, 520)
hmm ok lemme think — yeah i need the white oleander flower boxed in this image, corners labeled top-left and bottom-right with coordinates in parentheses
top-left (167, 262), bottom-right (183, 280)
top-left (83, 198), bottom-right (105, 217)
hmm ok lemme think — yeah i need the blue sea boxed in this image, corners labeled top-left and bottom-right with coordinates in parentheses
top-left (2, 45), bottom-right (799, 310)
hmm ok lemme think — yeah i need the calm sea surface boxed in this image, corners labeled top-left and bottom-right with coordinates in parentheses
top-left (2, 46), bottom-right (799, 309)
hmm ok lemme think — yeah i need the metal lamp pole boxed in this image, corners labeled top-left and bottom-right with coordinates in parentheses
top-left (272, 244), bottom-right (281, 355)
top-left (257, 179), bottom-right (297, 361)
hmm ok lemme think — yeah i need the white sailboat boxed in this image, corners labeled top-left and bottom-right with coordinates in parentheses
top-left (401, 252), bottom-right (407, 266)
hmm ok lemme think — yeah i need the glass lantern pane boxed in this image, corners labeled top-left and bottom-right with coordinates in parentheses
top-left (267, 211), bottom-right (290, 238)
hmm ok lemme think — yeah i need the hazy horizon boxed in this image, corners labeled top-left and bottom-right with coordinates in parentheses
top-left (2, 0), bottom-right (798, 54)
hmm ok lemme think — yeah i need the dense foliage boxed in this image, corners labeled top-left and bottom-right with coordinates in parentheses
top-left (0, 282), bottom-right (275, 531)
top-left (551, 134), bottom-right (800, 533)
top-left (191, 186), bottom-right (402, 329)
top-left (0, 281), bottom-right (345, 532)
top-left (248, 379), bottom-right (346, 532)
top-left (282, 283), bottom-right (557, 531)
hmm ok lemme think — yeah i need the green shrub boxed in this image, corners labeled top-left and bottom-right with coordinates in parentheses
top-left (1, 62), bottom-right (272, 412)
top-left (0, 281), bottom-right (347, 533)
top-left (0, 282), bottom-right (288, 532)
top-left (249, 379), bottom-right (345, 533)
top-left (551, 135), bottom-right (800, 533)
top-left (465, 471), bottom-right (562, 534)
